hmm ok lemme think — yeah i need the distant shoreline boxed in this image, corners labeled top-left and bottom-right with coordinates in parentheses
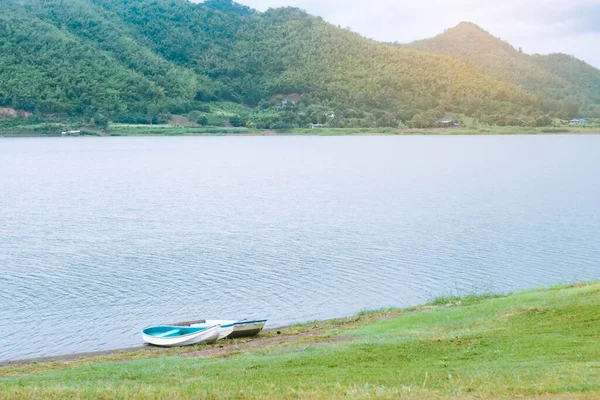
top-left (2, 126), bottom-right (600, 137)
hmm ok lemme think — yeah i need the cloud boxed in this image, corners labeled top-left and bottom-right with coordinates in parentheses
top-left (230, 0), bottom-right (600, 68)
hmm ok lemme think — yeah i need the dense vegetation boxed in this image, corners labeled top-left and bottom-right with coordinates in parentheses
top-left (1, 282), bottom-right (598, 398)
top-left (0, 0), bottom-right (598, 130)
top-left (406, 22), bottom-right (600, 118)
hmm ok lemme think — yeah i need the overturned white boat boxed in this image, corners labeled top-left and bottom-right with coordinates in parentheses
top-left (141, 324), bottom-right (220, 347)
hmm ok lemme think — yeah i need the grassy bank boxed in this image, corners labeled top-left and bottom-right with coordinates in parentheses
top-left (107, 125), bottom-right (600, 136)
top-left (107, 124), bottom-right (259, 136)
top-left (3, 118), bottom-right (600, 137)
top-left (1, 282), bottom-right (598, 399)
top-left (400, 126), bottom-right (600, 135)
top-left (284, 127), bottom-right (400, 135)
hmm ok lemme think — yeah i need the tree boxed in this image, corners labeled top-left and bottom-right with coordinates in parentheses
top-left (92, 114), bottom-right (109, 129)
top-left (229, 115), bottom-right (244, 127)
top-left (535, 116), bottom-right (552, 127)
top-left (410, 112), bottom-right (436, 128)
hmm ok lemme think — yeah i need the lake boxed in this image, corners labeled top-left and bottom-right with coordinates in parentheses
top-left (1, 135), bottom-right (599, 362)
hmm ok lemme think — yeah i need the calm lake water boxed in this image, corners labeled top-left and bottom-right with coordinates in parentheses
top-left (1, 135), bottom-right (599, 361)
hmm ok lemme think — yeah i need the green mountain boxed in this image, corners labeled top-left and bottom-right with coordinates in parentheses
top-left (405, 22), bottom-right (600, 117)
top-left (0, 0), bottom-right (585, 128)
top-left (530, 53), bottom-right (600, 117)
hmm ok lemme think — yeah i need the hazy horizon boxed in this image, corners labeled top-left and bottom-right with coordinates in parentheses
top-left (220, 0), bottom-right (600, 69)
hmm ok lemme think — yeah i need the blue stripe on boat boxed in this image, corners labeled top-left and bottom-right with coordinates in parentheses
top-left (142, 325), bottom-right (213, 337)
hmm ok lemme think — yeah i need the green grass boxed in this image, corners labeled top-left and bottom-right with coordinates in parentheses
top-left (402, 126), bottom-right (600, 135)
top-left (186, 101), bottom-right (256, 126)
top-left (403, 126), bottom-right (537, 135)
top-left (0, 117), bottom-right (87, 136)
top-left (428, 292), bottom-right (502, 306)
top-left (1, 282), bottom-right (599, 399)
top-left (276, 126), bottom-right (600, 136)
top-left (107, 124), bottom-right (258, 136)
top-left (286, 127), bottom-right (400, 135)
top-left (2, 115), bottom-right (600, 137)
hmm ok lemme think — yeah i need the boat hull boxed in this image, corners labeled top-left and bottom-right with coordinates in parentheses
top-left (191, 320), bottom-right (267, 339)
top-left (229, 320), bottom-right (267, 338)
top-left (142, 325), bottom-right (220, 347)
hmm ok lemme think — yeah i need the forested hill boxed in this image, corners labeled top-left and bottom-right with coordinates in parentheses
top-left (405, 22), bottom-right (600, 117)
top-left (0, 0), bottom-right (589, 128)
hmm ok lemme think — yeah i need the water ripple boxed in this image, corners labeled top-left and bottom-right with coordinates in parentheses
top-left (1, 135), bottom-right (599, 361)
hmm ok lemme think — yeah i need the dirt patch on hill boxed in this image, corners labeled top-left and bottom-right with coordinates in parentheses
top-left (0, 107), bottom-right (33, 119)
top-left (168, 115), bottom-right (197, 126)
top-left (269, 92), bottom-right (301, 103)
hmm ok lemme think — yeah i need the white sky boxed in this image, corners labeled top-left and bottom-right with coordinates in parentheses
top-left (232, 0), bottom-right (600, 68)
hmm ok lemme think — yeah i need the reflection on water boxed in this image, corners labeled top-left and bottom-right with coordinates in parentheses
top-left (0, 135), bottom-right (599, 361)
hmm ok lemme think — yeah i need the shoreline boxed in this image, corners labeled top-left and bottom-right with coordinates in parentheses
top-left (0, 324), bottom-right (287, 367)
top-left (2, 124), bottom-right (600, 137)
top-left (0, 309), bottom-right (406, 376)
top-left (1, 280), bottom-right (595, 370)
top-left (2, 130), bottom-right (600, 138)
top-left (1, 282), bottom-right (598, 398)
